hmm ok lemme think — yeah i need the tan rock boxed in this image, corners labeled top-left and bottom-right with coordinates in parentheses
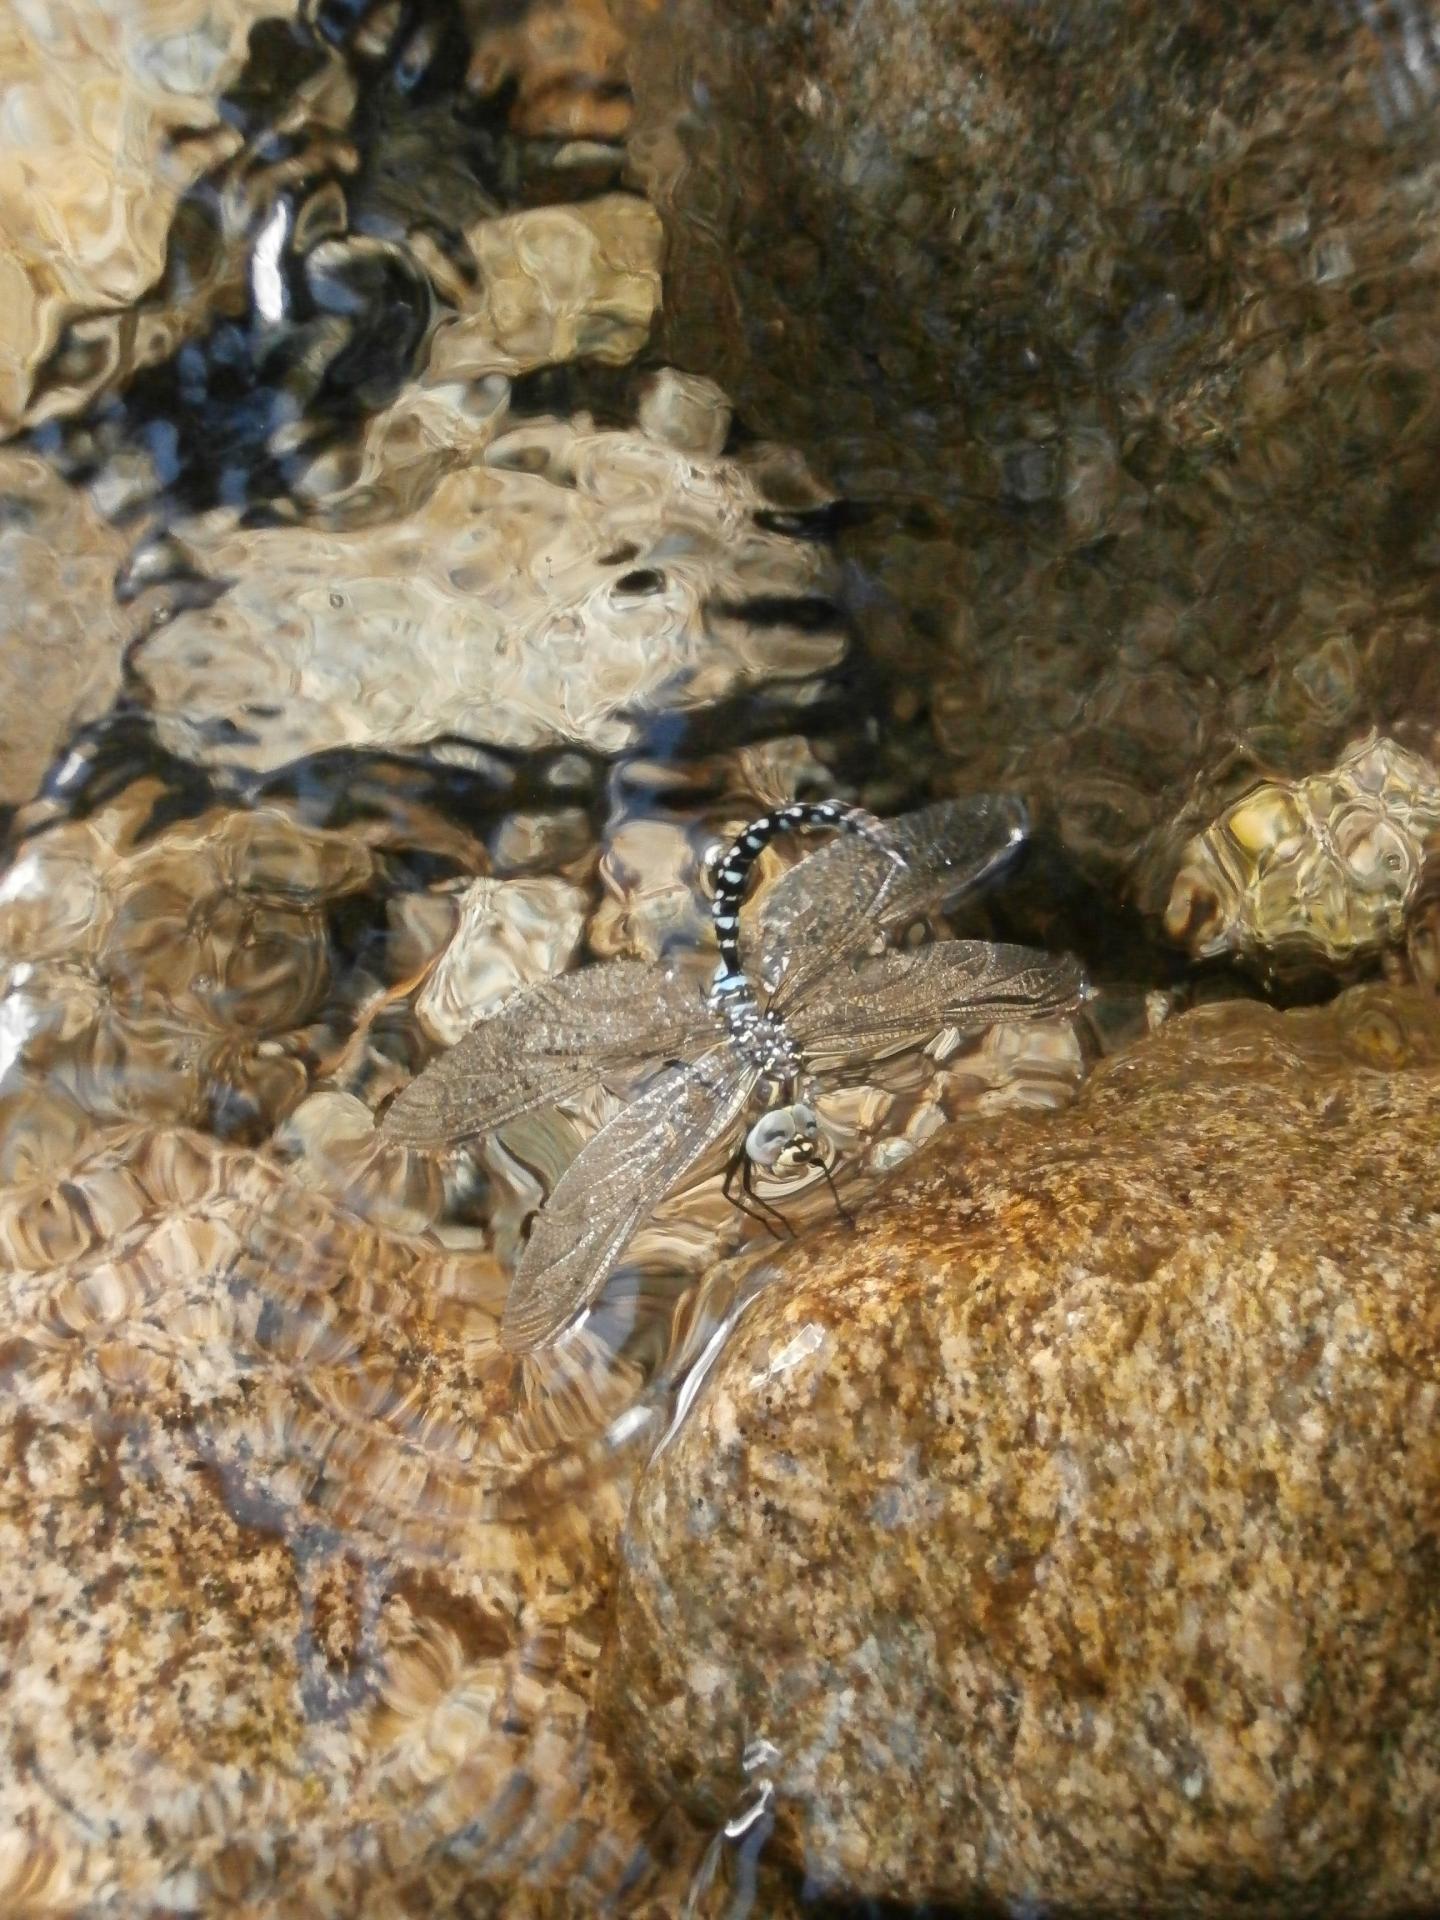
top-left (462, 195), bottom-right (663, 374)
top-left (135, 400), bottom-right (846, 769)
top-left (0, 802), bottom-right (374, 1136)
top-left (0, 452), bottom-right (135, 805)
top-left (606, 985), bottom-right (1440, 1915)
top-left (0, 0), bottom-right (301, 433)
top-left (0, 0), bottom-right (645, 439)
top-left (416, 874), bottom-right (589, 1045)
top-left (637, 369), bottom-right (732, 460)
top-left (0, 1122), bottom-right (656, 1915)
top-left (465, 0), bottom-right (634, 141)
top-left (289, 199), bottom-right (661, 511)
top-left (0, 1091), bottom-right (825, 1915)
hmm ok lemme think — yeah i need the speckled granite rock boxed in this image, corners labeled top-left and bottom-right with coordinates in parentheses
top-left (0, 1118), bottom-right (814, 1917)
top-left (622, 0), bottom-right (1440, 908)
top-left (606, 985), bottom-right (1440, 1915)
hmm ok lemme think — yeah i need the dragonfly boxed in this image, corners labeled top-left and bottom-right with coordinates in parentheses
top-left (381, 795), bottom-right (1087, 1352)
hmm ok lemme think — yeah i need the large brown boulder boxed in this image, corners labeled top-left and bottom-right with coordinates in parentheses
top-left (606, 986), bottom-right (1440, 1914)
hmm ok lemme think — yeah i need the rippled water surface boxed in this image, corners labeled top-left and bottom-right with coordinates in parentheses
top-left (4, 0), bottom-right (1440, 1912)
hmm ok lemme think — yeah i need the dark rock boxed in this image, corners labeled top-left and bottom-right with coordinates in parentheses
top-left (621, 0), bottom-right (1440, 907)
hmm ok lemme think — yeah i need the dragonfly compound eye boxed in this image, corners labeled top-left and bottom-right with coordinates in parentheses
top-left (745, 1108), bottom-right (805, 1169)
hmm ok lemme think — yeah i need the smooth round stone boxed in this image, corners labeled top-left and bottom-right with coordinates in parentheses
top-left (606, 986), bottom-right (1440, 1915)
top-left (1164, 732), bottom-right (1440, 972)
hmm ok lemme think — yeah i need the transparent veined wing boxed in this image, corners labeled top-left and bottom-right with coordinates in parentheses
top-left (502, 1044), bottom-right (755, 1353)
top-left (791, 939), bottom-right (1087, 1058)
top-left (756, 795), bottom-right (1031, 1019)
top-left (381, 961), bottom-right (713, 1147)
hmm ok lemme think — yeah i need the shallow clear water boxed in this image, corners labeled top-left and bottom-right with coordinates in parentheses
top-left (2, 0), bottom-right (1440, 1912)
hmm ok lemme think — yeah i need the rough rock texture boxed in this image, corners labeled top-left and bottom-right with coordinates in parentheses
top-left (607, 985), bottom-right (1440, 1915)
top-left (0, 1119), bottom-right (744, 1917)
top-left (622, 0), bottom-right (1440, 909)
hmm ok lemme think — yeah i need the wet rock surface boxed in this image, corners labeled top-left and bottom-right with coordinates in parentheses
top-left (623, 0), bottom-right (1440, 907)
top-left (0, 800), bottom-right (378, 1140)
top-left (0, 1118), bottom-right (713, 1916)
top-left (0, 0), bottom-right (694, 822)
top-left (607, 986), bottom-right (1440, 1915)
top-left (3, 0), bottom-right (1440, 1910)
top-left (12, 0), bottom-right (638, 445)
top-left (0, 758), bottom-right (1092, 1912)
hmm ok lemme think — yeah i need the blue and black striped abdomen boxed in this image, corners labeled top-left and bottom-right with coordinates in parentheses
top-left (709, 800), bottom-right (887, 984)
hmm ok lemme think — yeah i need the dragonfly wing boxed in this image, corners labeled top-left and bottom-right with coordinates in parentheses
top-left (793, 939), bottom-right (1086, 1057)
top-left (757, 795), bottom-right (1030, 1018)
top-left (381, 961), bottom-right (712, 1146)
top-left (502, 1044), bottom-right (755, 1353)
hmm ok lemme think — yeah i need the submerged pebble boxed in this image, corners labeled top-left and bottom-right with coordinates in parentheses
top-left (415, 874), bottom-right (589, 1046)
top-left (0, 0), bottom-right (300, 431)
top-left (607, 986), bottom-right (1440, 1915)
top-left (465, 195), bottom-right (663, 373)
top-left (1165, 732), bottom-right (1440, 970)
top-left (0, 803), bottom-right (373, 1136)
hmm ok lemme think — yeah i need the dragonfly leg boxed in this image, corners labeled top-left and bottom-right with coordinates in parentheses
top-left (745, 1154), bottom-right (800, 1239)
top-left (723, 1145), bottom-right (795, 1240)
top-left (816, 1151), bottom-right (855, 1230)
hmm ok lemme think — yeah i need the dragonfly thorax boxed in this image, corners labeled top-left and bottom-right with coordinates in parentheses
top-left (708, 967), bottom-right (803, 1082)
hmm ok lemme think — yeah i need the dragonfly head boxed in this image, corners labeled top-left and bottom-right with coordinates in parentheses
top-left (745, 1100), bottom-right (822, 1173)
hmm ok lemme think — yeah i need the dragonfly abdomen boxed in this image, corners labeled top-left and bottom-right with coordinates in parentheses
top-left (710, 800), bottom-right (888, 983)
